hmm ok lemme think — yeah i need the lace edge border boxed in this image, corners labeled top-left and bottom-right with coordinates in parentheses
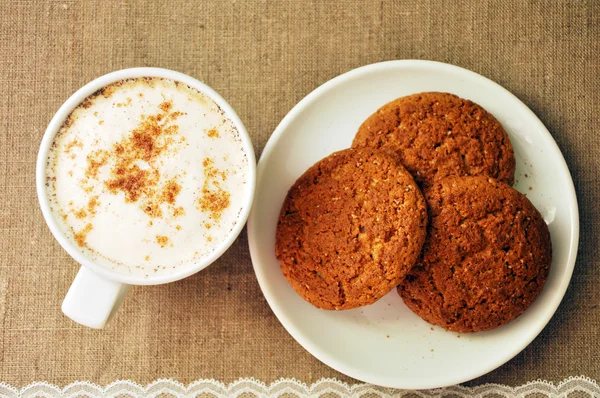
top-left (0, 375), bottom-right (598, 397)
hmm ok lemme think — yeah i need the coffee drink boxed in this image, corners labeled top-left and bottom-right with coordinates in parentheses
top-left (45, 77), bottom-right (250, 277)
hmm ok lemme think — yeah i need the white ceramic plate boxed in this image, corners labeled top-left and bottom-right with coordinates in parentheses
top-left (247, 60), bottom-right (579, 389)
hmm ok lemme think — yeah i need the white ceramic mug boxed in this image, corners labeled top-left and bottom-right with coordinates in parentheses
top-left (36, 68), bottom-right (256, 329)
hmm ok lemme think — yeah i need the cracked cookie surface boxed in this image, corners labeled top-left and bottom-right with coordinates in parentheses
top-left (399, 176), bottom-right (552, 332)
top-left (276, 148), bottom-right (428, 310)
top-left (352, 92), bottom-right (515, 186)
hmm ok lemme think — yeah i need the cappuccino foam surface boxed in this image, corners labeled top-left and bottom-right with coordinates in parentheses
top-left (46, 77), bottom-right (249, 277)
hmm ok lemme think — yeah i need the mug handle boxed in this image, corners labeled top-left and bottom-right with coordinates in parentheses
top-left (62, 266), bottom-right (131, 329)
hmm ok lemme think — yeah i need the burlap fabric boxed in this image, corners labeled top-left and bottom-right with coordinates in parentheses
top-left (0, 0), bottom-right (598, 389)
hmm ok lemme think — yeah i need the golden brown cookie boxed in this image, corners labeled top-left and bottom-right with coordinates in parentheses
top-left (352, 92), bottom-right (515, 186)
top-left (398, 176), bottom-right (552, 333)
top-left (276, 148), bottom-right (428, 310)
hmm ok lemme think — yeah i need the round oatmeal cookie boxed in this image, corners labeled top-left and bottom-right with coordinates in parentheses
top-left (399, 176), bottom-right (552, 333)
top-left (352, 92), bottom-right (515, 186)
top-left (276, 148), bottom-right (428, 310)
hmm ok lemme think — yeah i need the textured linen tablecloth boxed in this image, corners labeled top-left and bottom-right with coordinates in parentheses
top-left (0, 0), bottom-right (598, 392)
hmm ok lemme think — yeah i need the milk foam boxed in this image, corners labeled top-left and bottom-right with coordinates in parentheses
top-left (46, 78), bottom-right (249, 277)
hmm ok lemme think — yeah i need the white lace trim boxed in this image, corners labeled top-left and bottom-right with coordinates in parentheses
top-left (0, 376), bottom-right (598, 397)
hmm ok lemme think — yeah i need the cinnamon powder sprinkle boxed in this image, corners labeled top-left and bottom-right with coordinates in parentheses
top-left (161, 180), bottom-right (181, 204)
top-left (175, 225), bottom-right (181, 231)
top-left (86, 149), bottom-right (109, 179)
top-left (143, 201), bottom-right (163, 218)
top-left (64, 139), bottom-right (83, 154)
top-left (85, 101), bottom-right (184, 217)
top-left (74, 208), bottom-right (87, 219)
top-left (74, 223), bottom-right (93, 247)
top-left (159, 101), bottom-right (172, 112)
top-left (156, 235), bottom-right (169, 248)
top-left (163, 111), bottom-right (185, 124)
top-left (197, 157), bottom-right (231, 221)
top-left (115, 98), bottom-right (132, 108)
top-left (173, 206), bottom-right (185, 217)
top-left (206, 128), bottom-right (219, 138)
top-left (87, 195), bottom-right (100, 215)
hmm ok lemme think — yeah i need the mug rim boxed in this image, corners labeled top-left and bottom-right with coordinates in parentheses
top-left (36, 67), bottom-right (256, 285)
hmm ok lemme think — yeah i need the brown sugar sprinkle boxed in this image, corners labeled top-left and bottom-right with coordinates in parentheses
top-left (197, 157), bottom-right (231, 221)
top-left (74, 223), bottom-right (93, 247)
top-left (156, 235), bottom-right (169, 248)
top-left (206, 128), bottom-right (220, 138)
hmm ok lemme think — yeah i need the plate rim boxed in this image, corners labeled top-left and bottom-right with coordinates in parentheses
top-left (247, 59), bottom-right (580, 389)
